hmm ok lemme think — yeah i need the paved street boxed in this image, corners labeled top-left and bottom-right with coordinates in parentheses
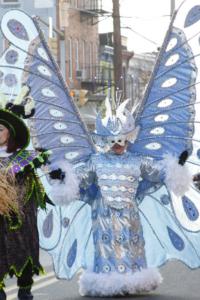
top-left (4, 250), bottom-right (200, 300)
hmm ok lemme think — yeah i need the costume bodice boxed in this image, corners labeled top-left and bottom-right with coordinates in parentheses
top-left (91, 152), bottom-right (141, 209)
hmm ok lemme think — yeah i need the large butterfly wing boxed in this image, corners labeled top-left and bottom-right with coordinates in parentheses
top-left (37, 201), bottom-right (94, 279)
top-left (129, 0), bottom-right (200, 232)
top-left (139, 185), bottom-right (200, 268)
top-left (0, 10), bottom-right (95, 165)
top-left (129, 0), bottom-right (200, 160)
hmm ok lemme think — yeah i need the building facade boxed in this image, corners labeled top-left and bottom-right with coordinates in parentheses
top-left (59, 0), bottom-right (108, 127)
top-left (127, 52), bottom-right (157, 107)
top-left (99, 32), bottom-right (133, 100)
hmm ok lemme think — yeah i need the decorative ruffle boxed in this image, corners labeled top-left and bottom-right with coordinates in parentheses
top-left (79, 268), bottom-right (163, 297)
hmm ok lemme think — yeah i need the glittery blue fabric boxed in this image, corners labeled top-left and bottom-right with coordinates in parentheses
top-left (86, 152), bottom-right (150, 274)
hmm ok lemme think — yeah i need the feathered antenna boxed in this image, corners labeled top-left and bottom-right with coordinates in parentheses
top-left (115, 89), bottom-right (123, 109)
top-left (116, 98), bottom-right (130, 123)
top-left (131, 101), bottom-right (140, 116)
top-left (104, 96), bottom-right (113, 121)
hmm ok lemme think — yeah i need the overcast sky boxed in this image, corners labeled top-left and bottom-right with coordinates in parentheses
top-left (100, 0), bottom-right (183, 53)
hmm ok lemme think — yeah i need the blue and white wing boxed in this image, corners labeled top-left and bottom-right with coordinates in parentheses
top-left (129, 0), bottom-right (200, 233)
top-left (0, 10), bottom-right (95, 165)
top-left (129, 0), bottom-right (200, 160)
top-left (0, 10), bottom-right (96, 278)
top-left (37, 201), bottom-right (94, 279)
top-left (139, 185), bottom-right (200, 268)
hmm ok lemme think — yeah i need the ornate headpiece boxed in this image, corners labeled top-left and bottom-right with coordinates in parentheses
top-left (94, 93), bottom-right (139, 149)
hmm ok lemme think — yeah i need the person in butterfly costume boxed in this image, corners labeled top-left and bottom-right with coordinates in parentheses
top-left (38, 96), bottom-right (190, 297)
top-left (70, 99), bottom-right (191, 296)
top-left (1, 1), bottom-right (200, 297)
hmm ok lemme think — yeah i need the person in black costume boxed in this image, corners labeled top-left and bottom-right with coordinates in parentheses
top-left (0, 88), bottom-right (52, 300)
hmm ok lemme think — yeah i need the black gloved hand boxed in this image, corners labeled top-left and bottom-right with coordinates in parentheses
top-left (193, 173), bottom-right (200, 190)
top-left (6, 103), bottom-right (35, 118)
top-left (49, 168), bottom-right (65, 181)
top-left (193, 173), bottom-right (200, 182)
top-left (178, 150), bottom-right (188, 166)
top-left (35, 147), bottom-right (48, 152)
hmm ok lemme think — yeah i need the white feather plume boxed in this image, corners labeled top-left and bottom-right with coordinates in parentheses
top-left (162, 153), bottom-right (192, 196)
top-left (48, 161), bottom-right (80, 205)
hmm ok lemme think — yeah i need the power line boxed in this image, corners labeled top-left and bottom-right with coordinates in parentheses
top-left (121, 26), bottom-right (159, 46)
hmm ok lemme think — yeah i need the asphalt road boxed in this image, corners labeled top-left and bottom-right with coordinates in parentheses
top-left (4, 250), bottom-right (200, 300)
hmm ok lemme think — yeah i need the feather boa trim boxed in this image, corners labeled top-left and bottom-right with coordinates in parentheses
top-left (48, 161), bottom-right (79, 205)
top-left (162, 154), bottom-right (192, 196)
top-left (79, 268), bottom-right (163, 296)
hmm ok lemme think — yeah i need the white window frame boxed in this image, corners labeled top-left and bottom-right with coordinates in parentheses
top-left (67, 38), bottom-right (73, 79)
top-left (89, 42), bottom-right (93, 78)
top-left (82, 40), bottom-right (86, 70)
top-left (74, 39), bottom-right (79, 72)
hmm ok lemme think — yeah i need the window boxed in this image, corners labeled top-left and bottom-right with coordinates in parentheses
top-left (74, 39), bottom-right (79, 72)
top-left (67, 38), bottom-right (72, 79)
top-left (89, 42), bottom-right (93, 78)
top-left (82, 40), bottom-right (86, 70)
top-left (73, 0), bottom-right (77, 8)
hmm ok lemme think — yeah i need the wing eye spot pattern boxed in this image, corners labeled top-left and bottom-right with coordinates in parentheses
top-left (65, 152), bottom-right (79, 160)
top-left (161, 77), bottom-right (177, 88)
top-left (167, 226), bottom-right (185, 251)
top-left (38, 65), bottom-right (52, 77)
top-left (5, 49), bottom-right (18, 65)
top-left (42, 88), bottom-right (56, 97)
top-left (54, 122), bottom-right (67, 130)
top-left (37, 47), bottom-right (49, 61)
top-left (157, 99), bottom-right (173, 108)
top-left (150, 127), bottom-right (165, 135)
top-left (4, 74), bottom-right (17, 87)
top-left (145, 143), bottom-right (161, 150)
top-left (165, 54), bottom-right (180, 66)
top-left (49, 109), bottom-right (64, 118)
top-left (60, 135), bottom-right (74, 144)
top-left (166, 38), bottom-right (177, 52)
top-left (154, 114), bottom-right (169, 122)
top-left (182, 196), bottom-right (199, 221)
top-left (160, 194), bottom-right (170, 205)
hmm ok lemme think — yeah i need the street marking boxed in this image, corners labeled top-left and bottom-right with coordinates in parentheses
top-left (7, 277), bottom-right (58, 300)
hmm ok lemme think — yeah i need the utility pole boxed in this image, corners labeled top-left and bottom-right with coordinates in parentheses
top-left (170, 0), bottom-right (175, 18)
top-left (112, 0), bottom-right (123, 97)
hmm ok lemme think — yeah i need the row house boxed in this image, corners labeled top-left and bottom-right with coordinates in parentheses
top-left (59, 0), bottom-right (109, 127)
top-left (99, 32), bottom-right (134, 100)
top-left (127, 52), bottom-right (157, 107)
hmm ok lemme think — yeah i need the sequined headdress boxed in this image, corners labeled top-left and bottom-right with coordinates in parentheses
top-left (94, 93), bottom-right (139, 148)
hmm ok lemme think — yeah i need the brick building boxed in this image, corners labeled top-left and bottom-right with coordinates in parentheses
top-left (58, 0), bottom-right (108, 127)
top-left (127, 52), bottom-right (157, 107)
